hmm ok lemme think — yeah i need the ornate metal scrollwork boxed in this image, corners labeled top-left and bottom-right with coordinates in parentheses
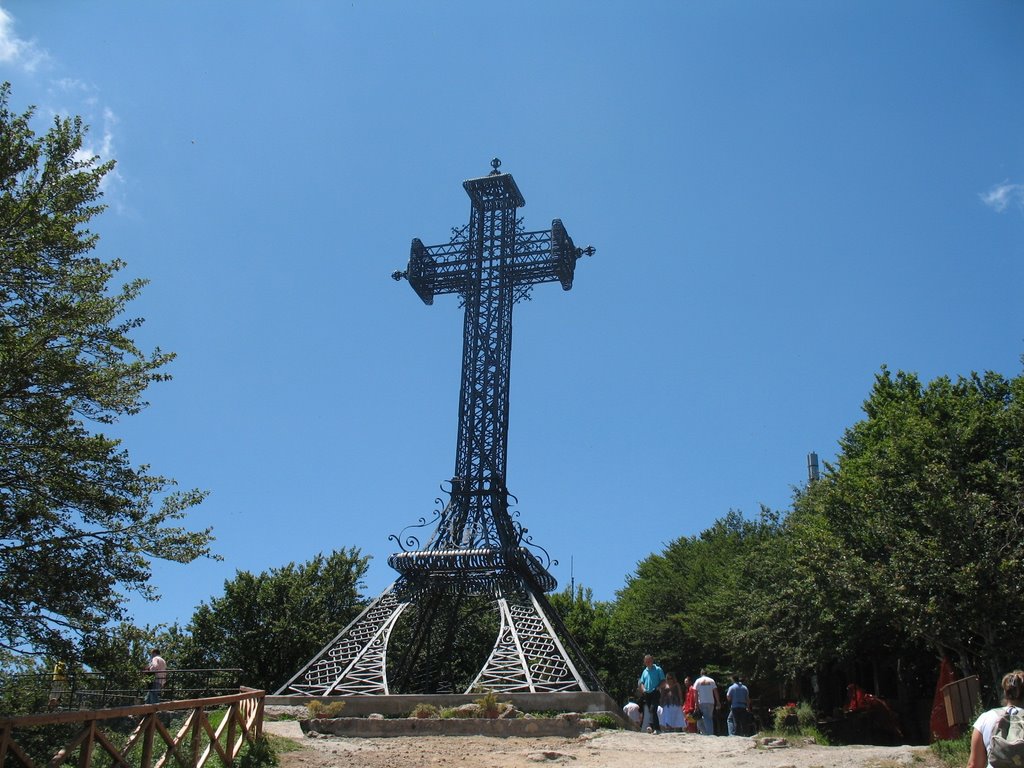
top-left (513, 523), bottom-right (558, 571)
top-left (387, 496), bottom-right (446, 553)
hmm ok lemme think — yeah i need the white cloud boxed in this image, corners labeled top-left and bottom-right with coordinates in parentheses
top-left (980, 180), bottom-right (1024, 214)
top-left (0, 6), bottom-right (48, 71)
top-left (70, 106), bottom-right (125, 211)
top-left (0, 16), bottom-right (127, 210)
top-left (0, 5), bottom-right (127, 212)
top-left (73, 107), bottom-right (118, 164)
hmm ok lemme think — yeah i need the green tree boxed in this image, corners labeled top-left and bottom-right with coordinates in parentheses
top-left (0, 83), bottom-right (212, 661)
top-left (547, 584), bottom-right (615, 689)
top-left (803, 366), bottom-right (1024, 686)
top-left (183, 549), bottom-right (369, 691)
top-left (0, 648), bottom-right (47, 715)
top-left (722, 505), bottom-right (889, 683)
top-left (79, 621), bottom-right (172, 682)
top-left (607, 509), bottom-right (780, 700)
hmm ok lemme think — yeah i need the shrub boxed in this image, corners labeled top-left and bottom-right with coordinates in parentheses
top-left (769, 701), bottom-right (828, 745)
top-left (306, 700), bottom-right (346, 719)
top-left (589, 713), bottom-right (623, 730)
top-left (411, 703), bottom-right (439, 719)
top-left (795, 701), bottom-right (816, 729)
top-left (473, 689), bottom-right (501, 719)
top-left (236, 736), bottom-right (278, 768)
top-left (772, 703), bottom-right (798, 732)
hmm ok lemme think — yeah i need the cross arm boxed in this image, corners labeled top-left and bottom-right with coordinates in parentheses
top-left (509, 219), bottom-right (594, 291)
top-left (392, 237), bottom-right (473, 305)
top-left (391, 220), bottom-right (595, 304)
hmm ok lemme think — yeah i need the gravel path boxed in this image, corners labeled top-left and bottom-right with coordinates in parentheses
top-left (264, 720), bottom-right (942, 768)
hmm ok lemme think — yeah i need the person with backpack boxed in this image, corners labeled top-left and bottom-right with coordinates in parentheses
top-left (969, 669), bottom-right (1024, 768)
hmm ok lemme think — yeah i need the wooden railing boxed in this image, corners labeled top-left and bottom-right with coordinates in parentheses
top-left (0, 687), bottom-right (265, 768)
top-left (1, 669), bottom-right (246, 712)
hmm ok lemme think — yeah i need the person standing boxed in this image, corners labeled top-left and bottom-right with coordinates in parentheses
top-left (660, 673), bottom-right (685, 731)
top-left (727, 674), bottom-right (752, 735)
top-left (969, 670), bottom-right (1024, 768)
top-left (638, 654), bottom-right (666, 734)
top-left (47, 661), bottom-right (68, 711)
top-left (693, 668), bottom-right (720, 735)
top-left (683, 675), bottom-right (699, 733)
top-left (144, 648), bottom-right (167, 705)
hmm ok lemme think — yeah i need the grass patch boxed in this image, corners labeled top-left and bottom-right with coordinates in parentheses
top-left (930, 729), bottom-right (971, 767)
top-left (264, 733), bottom-right (305, 756)
top-left (589, 713), bottom-right (623, 730)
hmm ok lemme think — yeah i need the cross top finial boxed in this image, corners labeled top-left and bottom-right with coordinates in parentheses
top-left (490, 157), bottom-right (501, 175)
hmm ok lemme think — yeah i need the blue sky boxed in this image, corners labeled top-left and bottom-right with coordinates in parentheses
top-left (2, 1), bottom-right (1022, 632)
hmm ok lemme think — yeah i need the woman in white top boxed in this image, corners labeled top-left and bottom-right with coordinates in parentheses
top-left (969, 669), bottom-right (1024, 768)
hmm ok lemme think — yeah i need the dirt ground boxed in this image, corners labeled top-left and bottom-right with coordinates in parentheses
top-left (264, 720), bottom-right (942, 768)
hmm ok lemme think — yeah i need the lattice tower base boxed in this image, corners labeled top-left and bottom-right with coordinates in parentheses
top-left (276, 581), bottom-right (601, 696)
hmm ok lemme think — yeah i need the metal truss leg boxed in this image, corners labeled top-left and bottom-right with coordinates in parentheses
top-left (469, 589), bottom-right (591, 694)
top-left (275, 585), bottom-right (408, 696)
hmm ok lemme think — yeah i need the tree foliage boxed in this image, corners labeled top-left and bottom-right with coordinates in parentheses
top-left (182, 549), bottom-right (369, 691)
top-left (612, 361), bottom-right (1024, 706)
top-left (794, 366), bottom-right (1024, 686)
top-left (722, 506), bottom-right (890, 682)
top-left (604, 509), bottom-right (780, 700)
top-left (0, 83), bottom-right (213, 660)
top-left (547, 584), bottom-right (614, 688)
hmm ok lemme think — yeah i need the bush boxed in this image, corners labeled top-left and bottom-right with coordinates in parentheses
top-left (772, 701), bottom-right (816, 732)
top-left (306, 700), bottom-right (346, 719)
top-left (589, 713), bottom-right (623, 729)
top-left (795, 701), bottom-right (816, 729)
top-left (769, 701), bottom-right (828, 745)
top-left (473, 689), bottom-right (501, 719)
top-left (411, 703), bottom-right (439, 719)
top-left (236, 736), bottom-right (278, 768)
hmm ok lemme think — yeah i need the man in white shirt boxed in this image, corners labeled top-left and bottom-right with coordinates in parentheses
top-left (622, 698), bottom-right (642, 729)
top-left (145, 649), bottom-right (167, 705)
top-left (693, 668), bottom-right (720, 735)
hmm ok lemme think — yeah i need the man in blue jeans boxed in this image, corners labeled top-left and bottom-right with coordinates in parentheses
top-left (638, 655), bottom-right (666, 734)
top-left (727, 674), bottom-right (751, 736)
top-left (693, 668), bottom-right (720, 734)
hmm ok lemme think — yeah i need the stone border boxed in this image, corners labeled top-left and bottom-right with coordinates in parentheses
top-left (267, 691), bottom-right (623, 720)
top-left (301, 715), bottom-right (602, 738)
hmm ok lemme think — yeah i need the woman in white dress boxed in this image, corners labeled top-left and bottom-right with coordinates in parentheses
top-left (659, 673), bottom-right (686, 732)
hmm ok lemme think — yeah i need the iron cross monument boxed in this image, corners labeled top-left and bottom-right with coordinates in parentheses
top-left (279, 159), bottom-right (601, 696)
